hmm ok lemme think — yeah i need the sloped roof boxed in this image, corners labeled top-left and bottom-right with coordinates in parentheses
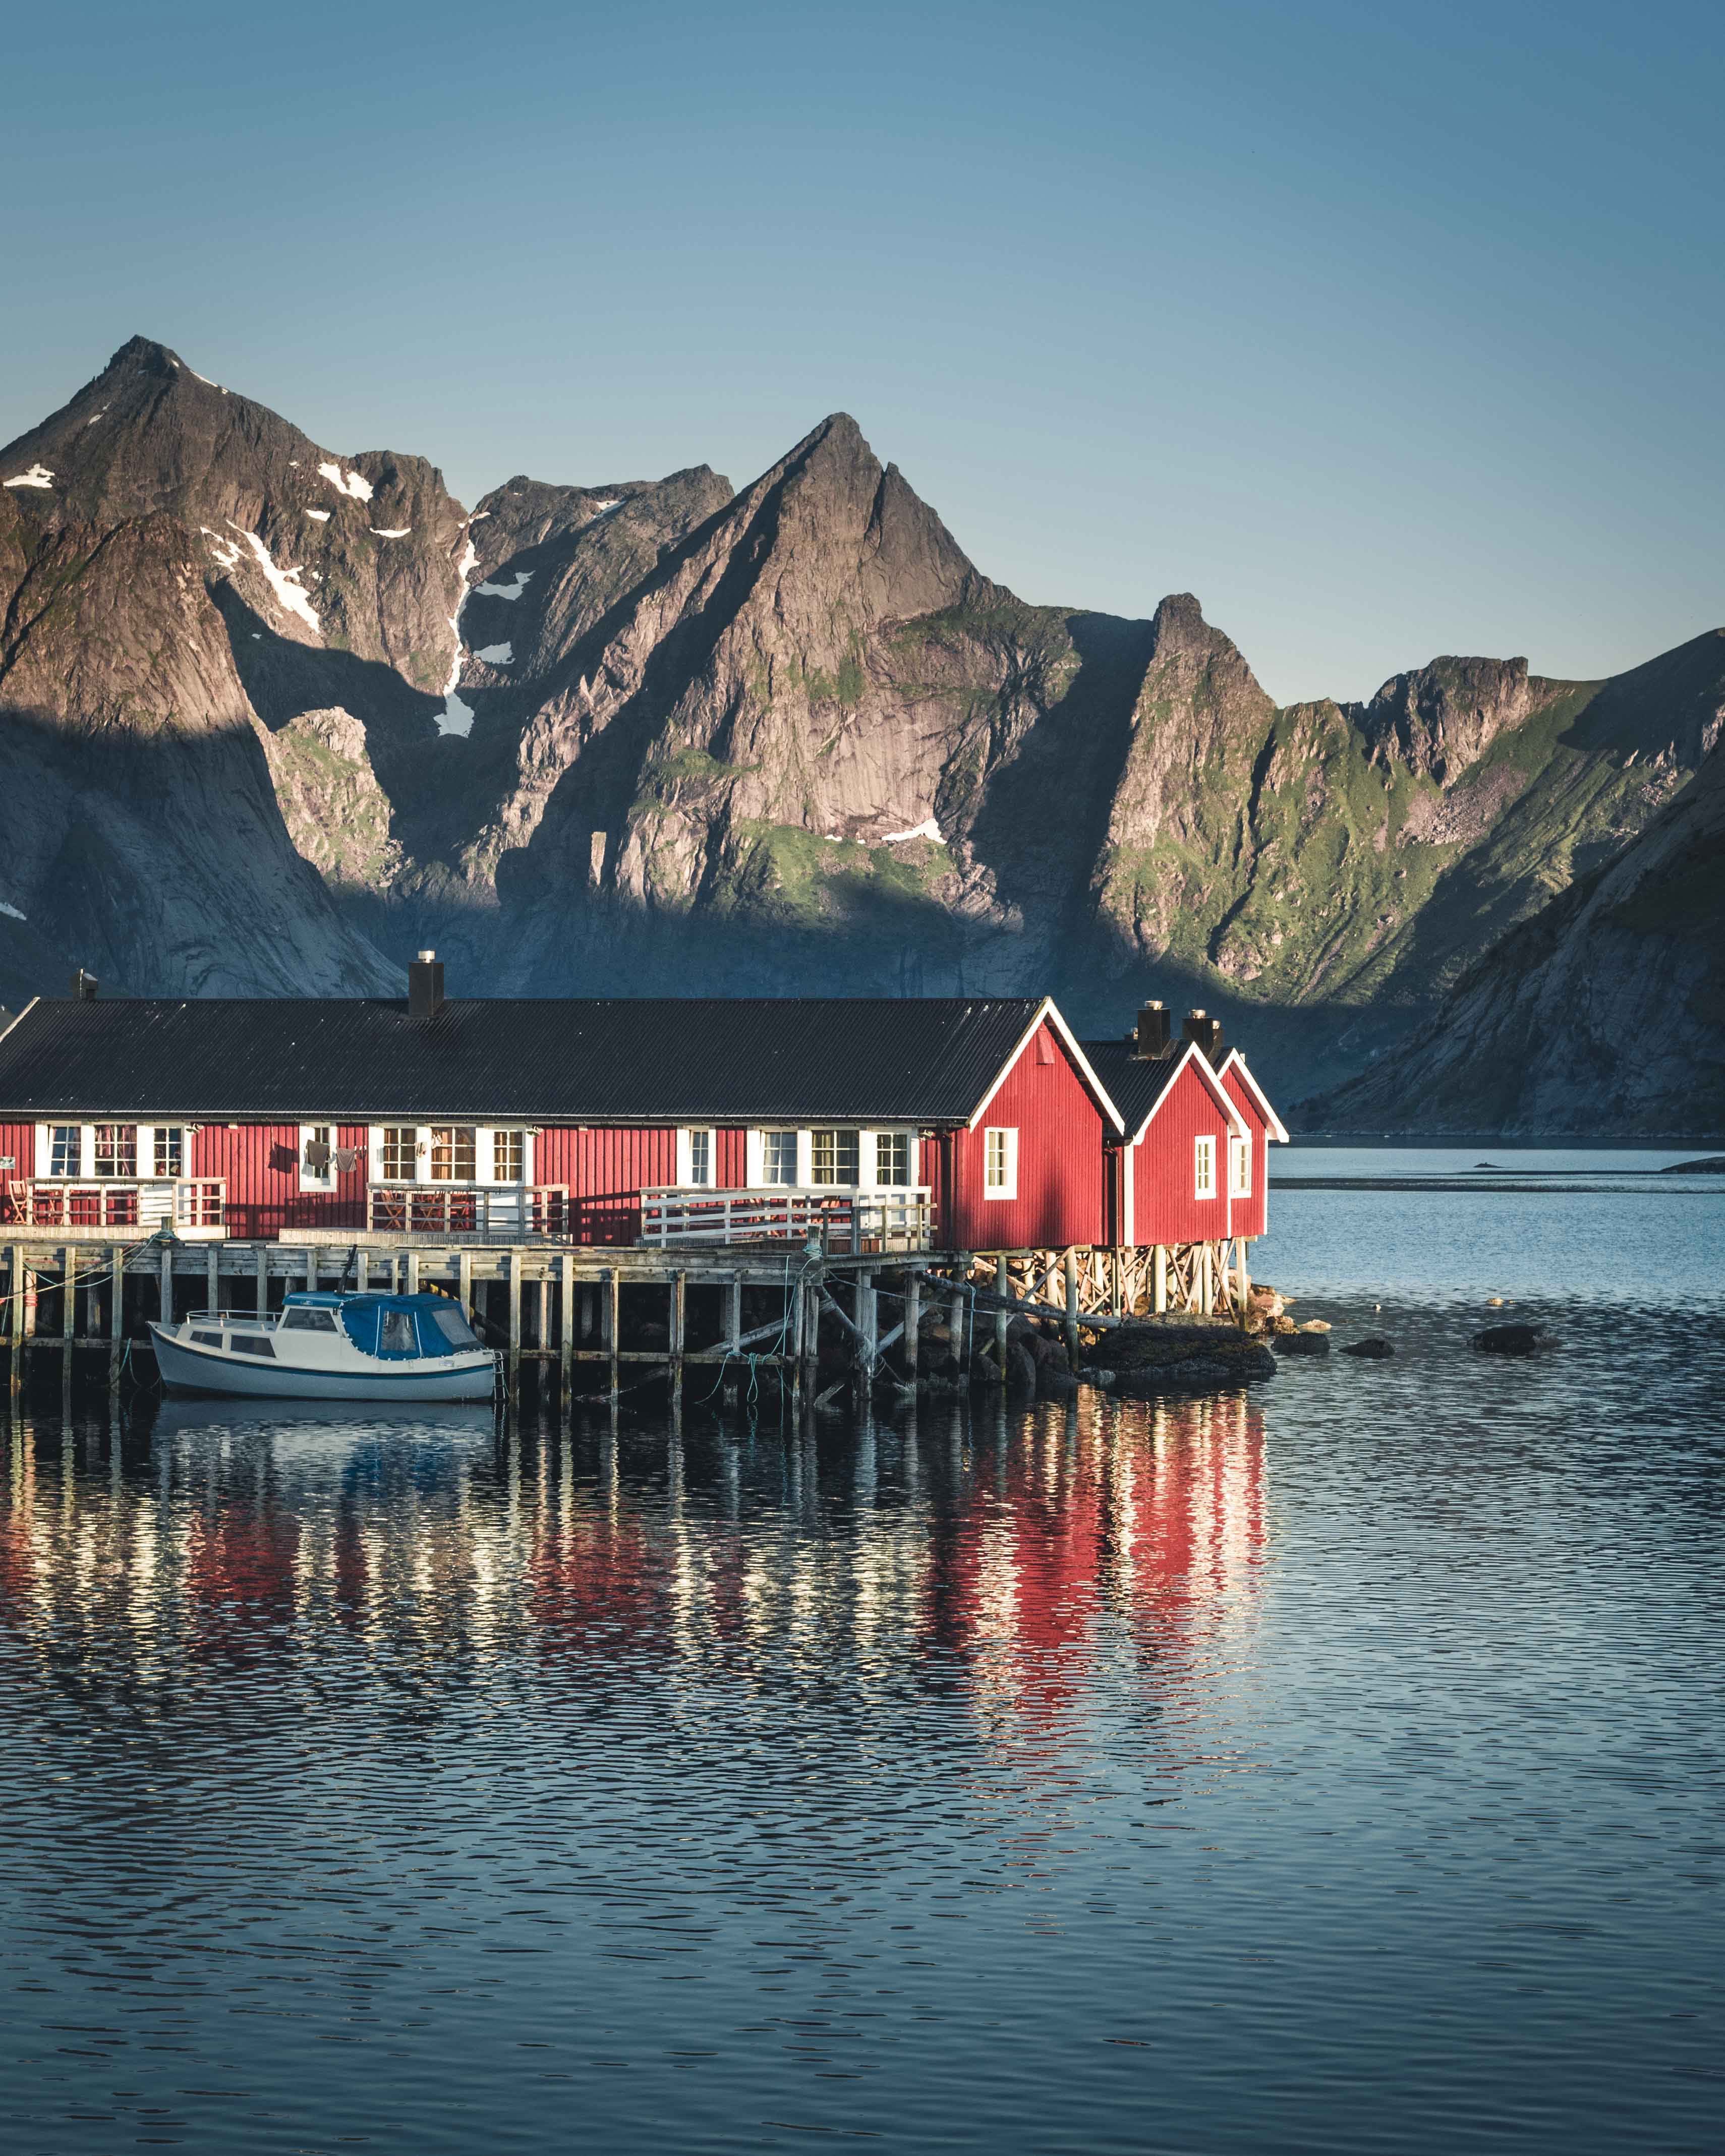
top-left (1081, 1036), bottom-right (1250, 1142)
top-left (0, 995), bottom-right (1059, 1124)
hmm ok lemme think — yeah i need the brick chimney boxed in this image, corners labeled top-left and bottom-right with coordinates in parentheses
top-left (409, 950), bottom-right (445, 1020)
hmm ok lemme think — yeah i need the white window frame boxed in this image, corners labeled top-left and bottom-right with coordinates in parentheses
top-left (983, 1126), bottom-right (1018, 1200)
top-left (39, 1122), bottom-right (88, 1179)
top-left (487, 1128), bottom-right (530, 1185)
top-left (1229, 1132), bottom-right (1252, 1199)
top-left (300, 1122), bottom-right (336, 1192)
top-left (866, 1128), bottom-right (917, 1190)
top-left (748, 1127), bottom-right (805, 1189)
top-left (1194, 1134), bottom-right (1217, 1200)
top-left (676, 1127), bottom-right (715, 1188)
top-left (151, 1124), bottom-right (186, 1181)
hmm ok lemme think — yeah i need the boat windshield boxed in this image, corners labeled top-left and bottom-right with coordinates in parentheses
top-left (431, 1307), bottom-right (480, 1350)
top-left (378, 1308), bottom-right (417, 1355)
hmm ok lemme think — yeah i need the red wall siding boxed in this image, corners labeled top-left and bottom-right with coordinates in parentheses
top-left (946, 1019), bottom-right (1106, 1250)
top-left (534, 1126), bottom-right (677, 1245)
top-left (1128, 1061), bottom-right (1238, 1246)
top-left (1221, 1071), bottom-right (1269, 1238)
top-left (715, 1128), bottom-right (747, 1188)
top-left (0, 1121), bottom-right (34, 1215)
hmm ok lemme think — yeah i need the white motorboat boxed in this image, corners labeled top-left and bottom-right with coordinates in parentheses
top-left (148, 1290), bottom-right (499, 1403)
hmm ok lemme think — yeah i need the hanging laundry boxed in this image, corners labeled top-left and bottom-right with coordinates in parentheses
top-left (304, 1139), bottom-right (332, 1174)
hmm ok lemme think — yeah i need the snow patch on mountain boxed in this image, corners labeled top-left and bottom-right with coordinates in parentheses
top-left (317, 461), bottom-right (373, 501)
top-left (235, 527), bottom-right (321, 635)
top-left (4, 464), bottom-right (53, 489)
top-left (306, 508), bottom-right (330, 521)
top-left (370, 526), bottom-right (411, 539)
top-left (475, 570), bottom-right (533, 601)
top-left (437, 539), bottom-right (481, 737)
top-left (881, 817), bottom-right (944, 844)
top-left (475, 643), bottom-right (513, 664)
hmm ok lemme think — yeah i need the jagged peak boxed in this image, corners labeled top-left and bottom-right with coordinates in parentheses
top-left (105, 334), bottom-right (191, 378)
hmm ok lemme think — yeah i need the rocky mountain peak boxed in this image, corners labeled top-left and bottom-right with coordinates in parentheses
top-left (1354, 654), bottom-right (1536, 785)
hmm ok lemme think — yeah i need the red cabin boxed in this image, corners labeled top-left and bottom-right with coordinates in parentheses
top-left (0, 976), bottom-right (1122, 1256)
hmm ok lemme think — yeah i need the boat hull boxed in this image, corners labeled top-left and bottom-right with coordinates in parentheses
top-left (148, 1325), bottom-right (497, 1404)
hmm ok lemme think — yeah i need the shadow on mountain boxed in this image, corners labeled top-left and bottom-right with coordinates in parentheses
top-left (0, 699), bottom-right (396, 998)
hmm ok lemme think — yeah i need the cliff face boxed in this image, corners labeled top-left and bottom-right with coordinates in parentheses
top-left (3, 338), bottom-right (1722, 1118)
top-left (1305, 702), bottom-right (1725, 1134)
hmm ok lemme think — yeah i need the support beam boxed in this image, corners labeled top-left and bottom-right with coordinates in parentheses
top-left (205, 1244), bottom-right (219, 1318)
top-left (109, 1247), bottom-right (125, 1393)
top-left (160, 1240), bottom-right (174, 1331)
top-left (994, 1253), bottom-right (1009, 1369)
top-left (606, 1269), bottom-right (620, 1404)
top-left (1200, 1243), bottom-right (1214, 1316)
top-left (904, 1271), bottom-right (921, 1378)
top-left (9, 1246), bottom-right (24, 1402)
top-left (559, 1254), bottom-right (574, 1388)
top-left (405, 1248), bottom-right (420, 1298)
top-left (670, 1269), bottom-right (686, 1392)
top-left (1064, 1247), bottom-right (1080, 1363)
top-left (458, 1250), bottom-right (473, 1330)
top-left (506, 1249), bottom-right (522, 1386)
top-left (1234, 1235), bottom-right (1250, 1326)
top-left (949, 1288), bottom-right (967, 1376)
top-left (63, 1245), bottom-right (78, 1350)
top-left (1154, 1245), bottom-right (1167, 1314)
top-left (256, 1243), bottom-right (269, 1317)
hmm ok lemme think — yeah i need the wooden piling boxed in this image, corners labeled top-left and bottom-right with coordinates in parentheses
top-left (670, 1269), bottom-right (686, 1393)
top-left (559, 1254), bottom-right (574, 1388)
top-left (994, 1253), bottom-right (1009, 1369)
top-left (8, 1245), bottom-right (23, 1402)
top-left (109, 1247), bottom-right (125, 1394)
top-left (1064, 1247), bottom-right (1080, 1363)
top-left (63, 1245), bottom-right (78, 1353)
top-left (506, 1248), bottom-right (522, 1385)
top-left (606, 1268), bottom-right (620, 1404)
top-left (255, 1243), bottom-right (269, 1316)
top-left (904, 1271), bottom-right (921, 1378)
top-left (1154, 1245), bottom-right (1167, 1314)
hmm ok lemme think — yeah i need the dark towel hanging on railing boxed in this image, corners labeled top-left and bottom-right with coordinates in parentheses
top-left (304, 1139), bottom-right (332, 1173)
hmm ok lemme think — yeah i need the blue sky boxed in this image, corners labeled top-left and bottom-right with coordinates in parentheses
top-left (2, 0), bottom-right (1718, 703)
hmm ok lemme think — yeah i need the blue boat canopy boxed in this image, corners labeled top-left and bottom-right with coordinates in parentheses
top-left (280, 1290), bottom-right (482, 1360)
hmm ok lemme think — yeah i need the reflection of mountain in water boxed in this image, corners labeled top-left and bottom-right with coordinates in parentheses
top-left (0, 1396), bottom-right (1264, 1728)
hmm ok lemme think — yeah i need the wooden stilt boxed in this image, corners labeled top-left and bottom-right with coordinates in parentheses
top-left (159, 1240), bottom-right (174, 1331)
top-left (109, 1247), bottom-right (125, 1395)
top-left (1063, 1247), bottom-right (1080, 1364)
top-left (8, 1245), bottom-right (24, 1403)
top-left (559, 1254), bottom-right (574, 1389)
top-left (255, 1242), bottom-right (269, 1316)
top-left (205, 1244), bottom-right (219, 1318)
top-left (458, 1249), bottom-right (473, 1328)
top-left (1154, 1244), bottom-right (1167, 1314)
top-left (949, 1288), bottom-right (966, 1376)
top-left (994, 1253), bottom-right (1009, 1369)
top-left (670, 1269), bottom-right (686, 1395)
top-left (905, 1271), bottom-right (921, 1378)
top-left (1200, 1243), bottom-right (1214, 1315)
top-left (506, 1249), bottom-right (522, 1387)
top-left (606, 1268), bottom-right (620, 1404)
top-left (405, 1248), bottom-right (420, 1298)
top-left (1235, 1234), bottom-right (1250, 1325)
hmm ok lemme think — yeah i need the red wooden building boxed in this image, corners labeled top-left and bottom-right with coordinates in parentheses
top-left (0, 964), bottom-right (1127, 1254)
top-left (0, 969), bottom-right (1284, 1292)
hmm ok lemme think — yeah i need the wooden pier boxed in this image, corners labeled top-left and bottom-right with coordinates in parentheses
top-left (2, 1231), bottom-right (1250, 1409)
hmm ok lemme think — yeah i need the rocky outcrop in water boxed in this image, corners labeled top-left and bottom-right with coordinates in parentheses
top-left (4, 336), bottom-right (1722, 1113)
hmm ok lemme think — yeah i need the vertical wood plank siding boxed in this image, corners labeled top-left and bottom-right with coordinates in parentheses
top-left (1129, 1061), bottom-right (1237, 1246)
top-left (1220, 1070), bottom-right (1269, 1238)
top-left (715, 1128), bottom-right (747, 1188)
top-left (946, 1020), bottom-right (1106, 1250)
top-left (534, 1126), bottom-right (677, 1244)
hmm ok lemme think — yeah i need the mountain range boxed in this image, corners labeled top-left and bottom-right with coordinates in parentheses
top-left (3, 336), bottom-right (1720, 1130)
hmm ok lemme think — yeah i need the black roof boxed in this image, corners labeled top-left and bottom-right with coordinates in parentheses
top-left (0, 996), bottom-right (1053, 1124)
top-left (1081, 1036), bottom-right (1229, 1137)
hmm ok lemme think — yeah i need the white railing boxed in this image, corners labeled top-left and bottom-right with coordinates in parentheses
top-left (639, 1186), bottom-right (932, 1253)
top-left (3, 1179), bottom-right (226, 1232)
top-left (367, 1185), bottom-right (570, 1238)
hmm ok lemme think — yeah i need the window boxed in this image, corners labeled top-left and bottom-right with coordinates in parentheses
top-left (48, 1126), bottom-right (80, 1178)
top-left (492, 1130), bottom-right (525, 1183)
top-left (228, 1333), bottom-right (276, 1359)
top-left (154, 1126), bottom-right (184, 1179)
top-left (1195, 1135), bottom-right (1216, 1199)
top-left (381, 1127), bottom-right (418, 1181)
top-left (301, 1124), bottom-right (333, 1190)
top-left (682, 1128), bottom-right (713, 1187)
top-left (93, 1125), bottom-right (137, 1179)
top-left (1229, 1134), bottom-right (1252, 1198)
top-left (191, 1330), bottom-right (224, 1349)
top-left (984, 1127), bottom-right (1017, 1200)
top-left (432, 1307), bottom-right (480, 1350)
top-left (874, 1131), bottom-right (910, 1186)
top-left (429, 1125), bottom-right (477, 1183)
top-left (761, 1130), bottom-right (797, 1186)
top-left (282, 1307), bottom-right (339, 1332)
top-left (811, 1128), bottom-right (859, 1187)
top-left (379, 1308), bottom-right (418, 1355)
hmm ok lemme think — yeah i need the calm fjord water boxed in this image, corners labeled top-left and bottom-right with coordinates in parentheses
top-left (2, 1153), bottom-right (1721, 2153)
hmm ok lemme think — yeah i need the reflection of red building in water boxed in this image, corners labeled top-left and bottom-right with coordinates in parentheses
top-left (920, 1398), bottom-right (1268, 1730)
